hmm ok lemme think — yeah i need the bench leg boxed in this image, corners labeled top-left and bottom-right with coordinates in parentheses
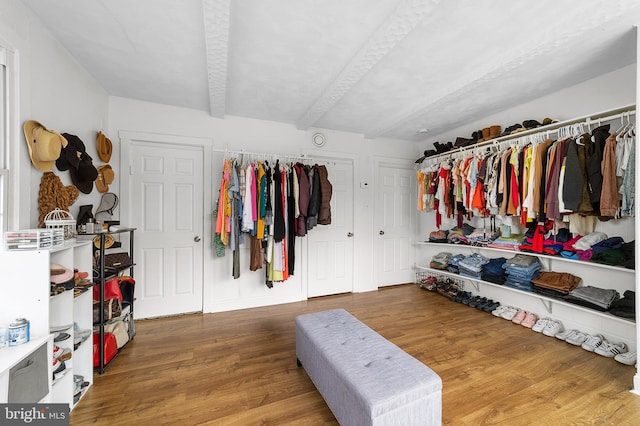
top-left (296, 358), bottom-right (302, 368)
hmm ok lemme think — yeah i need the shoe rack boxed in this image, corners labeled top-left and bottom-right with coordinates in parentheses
top-left (0, 240), bottom-right (93, 409)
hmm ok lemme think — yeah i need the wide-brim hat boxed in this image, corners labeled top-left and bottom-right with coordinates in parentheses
top-left (23, 120), bottom-right (68, 172)
top-left (69, 151), bottom-right (99, 194)
top-left (95, 164), bottom-right (115, 193)
top-left (50, 263), bottom-right (74, 284)
top-left (97, 131), bottom-right (113, 163)
top-left (57, 133), bottom-right (87, 171)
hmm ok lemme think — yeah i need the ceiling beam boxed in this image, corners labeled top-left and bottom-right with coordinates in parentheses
top-left (295, 0), bottom-right (441, 131)
top-left (203, 0), bottom-right (231, 118)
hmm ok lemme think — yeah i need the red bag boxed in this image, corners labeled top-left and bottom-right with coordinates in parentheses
top-left (93, 332), bottom-right (118, 367)
top-left (93, 278), bottom-right (123, 302)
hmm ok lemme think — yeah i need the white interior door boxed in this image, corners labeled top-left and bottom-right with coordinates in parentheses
top-left (307, 159), bottom-right (354, 298)
top-left (375, 162), bottom-right (416, 286)
top-left (129, 140), bottom-right (204, 318)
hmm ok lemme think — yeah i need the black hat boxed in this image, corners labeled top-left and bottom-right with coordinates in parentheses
top-left (69, 151), bottom-right (98, 194)
top-left (56, 133), bottom-right (86, 171)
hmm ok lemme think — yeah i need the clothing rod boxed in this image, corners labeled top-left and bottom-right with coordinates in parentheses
top-left (422, 104), bottom-right (636, 164)
top-left (212, 148), bottom-right (311, 162)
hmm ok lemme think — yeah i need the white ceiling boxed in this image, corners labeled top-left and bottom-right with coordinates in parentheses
top-left (21, 0), bottom-right (640, 143)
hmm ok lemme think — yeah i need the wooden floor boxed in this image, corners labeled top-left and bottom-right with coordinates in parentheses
top-left (70, 284), bottom-right (640, 425)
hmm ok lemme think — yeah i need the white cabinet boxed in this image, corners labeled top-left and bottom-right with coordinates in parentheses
top-left (416, 242), bottom-right (636, 349)
top-left (0, 240), bottom-right (93, 409)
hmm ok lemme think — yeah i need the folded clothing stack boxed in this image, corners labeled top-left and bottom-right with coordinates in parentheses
top-left (446, 253), bottom-right (467, 274)
top-left (562, 286), bottom-right (620, 312)
top-left (458, 253), bottom-right (489, 279)
top-left (430, 252), bottom-right (452, 270)
top-left (481, 257), bottom-right (507, 284)
top-left (531, 271), bottom-right (582, 297)
top-left (609, 290), bottom-right (635, 319)
top-left (503, 254), bottom-right (542, 292)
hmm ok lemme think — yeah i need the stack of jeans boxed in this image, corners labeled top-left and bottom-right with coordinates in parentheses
top-left (458, 253), bottom-right (489, 279)
top-left (446, 254), bottom-right (467, 274)
top-left (503, 254), bottom-right (542, 291)
top-left (481, 257), bottom-right (507, 284)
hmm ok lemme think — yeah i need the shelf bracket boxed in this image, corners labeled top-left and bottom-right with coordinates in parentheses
top-left (539, 298), bottom-right (553, 314)
top-left (467, 279), bottom-right (479, 292)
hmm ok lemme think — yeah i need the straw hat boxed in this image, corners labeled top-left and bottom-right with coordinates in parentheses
top-left (23, 120), bottom-right (68, 171)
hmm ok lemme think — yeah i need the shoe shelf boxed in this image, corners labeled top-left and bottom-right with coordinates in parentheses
top-left (0, 241), bottom-right (93, 409)
top-left (416, 241), bottom-right (634, 275)
top-left (414, 265), bottom-right (635, 325)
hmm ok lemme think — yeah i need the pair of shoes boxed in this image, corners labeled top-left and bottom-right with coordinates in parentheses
top-left (468, 296), bottom-right (487, 309)
top-left (520, 312), bottom-right (538, 328)
top-left (615, 350), bottom-right (637, 366)
top-left (481, 300), bottom-right (500, 313)
top-left (566, 331), bottom-right (589, 346)
top-left (500, 306), bottom-right (518, 321)
top-left (595, 340), bottom-right (628, 358)
top-left (532, 317), bottom-right (552, 333)
top-left (53, 345), bottom-right (72, 362)
top-left (511, 309), bottom-right (527, 324)
top-left (555, 329), bottom-right (581, 342)
top-left (491, 305), bottom-right (508, 317)
top-left (542, 319), bottom-right (564, 337)
top-left (52, 358), bottom-right (66, 381)
top-left (581, 334), bottom-right (604, 352)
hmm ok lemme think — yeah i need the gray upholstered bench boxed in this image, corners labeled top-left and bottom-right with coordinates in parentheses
top-left (295, 308), bottom-right (442, 426)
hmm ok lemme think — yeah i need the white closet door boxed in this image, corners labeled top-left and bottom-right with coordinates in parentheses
top-left (375, 162), bottom-right (416, 286)
top-left (129, 140), bottom-right (204, 318)
top-left (306, 159), bottom-right (354, 298)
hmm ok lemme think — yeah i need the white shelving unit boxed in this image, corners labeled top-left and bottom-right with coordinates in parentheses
top-left (416, 241), bottom-right (636, 350)
top-left (0, 240), bottom-right (93, 409)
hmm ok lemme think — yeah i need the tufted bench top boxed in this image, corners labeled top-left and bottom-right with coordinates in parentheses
top-left (296, 308), bottom-right (442, 425)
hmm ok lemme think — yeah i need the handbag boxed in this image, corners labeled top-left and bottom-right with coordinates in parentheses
top-left (102, 252), bottom-right (133, 270)
top-left (93, 298), bottom-right (122, 323)
top-left (93, 278), bottom-right (123, 302)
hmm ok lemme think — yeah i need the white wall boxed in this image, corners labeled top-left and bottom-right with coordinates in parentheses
top-left (420, 64), bottom-right (637, 150)
top-left (0, 0), bottom-right (109, 230)
top-left (107, 97), bottom-right (416, 313)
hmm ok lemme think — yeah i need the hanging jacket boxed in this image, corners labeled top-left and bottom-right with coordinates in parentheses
top-left (561, 139), bottom-right (583, 211)
top-left (586, 124), bottom-right (610, 211)
top-left (306, 166), bottom-right (320, 230)
top-left (317, 165), bottom-right (333, 225)
top-left (600, 132), bottom-right (619, 217)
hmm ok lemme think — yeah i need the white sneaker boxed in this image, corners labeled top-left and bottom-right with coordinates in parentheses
top-left (542, 320), bottom-right (564, 337)
top-left (581, 334), bottom-right (604, 352)
top-left (491, 305), bottom-right (508, 317)
top-left (615, 351), bottom-right (637, 366)
top-left (532, 318), bottom-right (551, 333)
top-left (500, 306), bottom-right (518, 321)
top-left (595, 340), bottom-right (628, 358)
top-left (555, 329), bottom-right (579, 341)
top-left (566, 331), bottom-right (588, 346)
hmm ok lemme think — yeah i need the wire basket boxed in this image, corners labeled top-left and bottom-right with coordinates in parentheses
top-left (44, 208), bottom-right (76, 240)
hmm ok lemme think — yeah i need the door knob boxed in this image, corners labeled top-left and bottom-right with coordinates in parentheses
top-left (379, 230), bottom-right (385, 235)
top-left (347, 232), bottom-right (353, 237)
top-left (194, 236), bottom-right (201, 242)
